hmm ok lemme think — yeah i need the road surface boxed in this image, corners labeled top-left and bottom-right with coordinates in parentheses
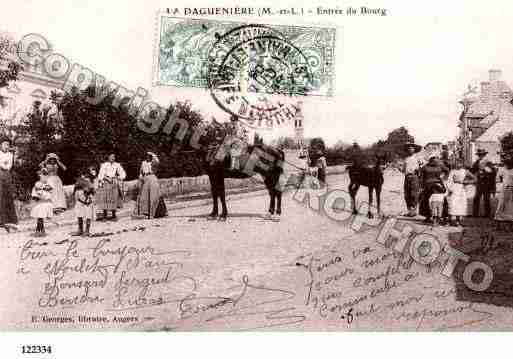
top-left (1, 171), bottom-right (512, 331)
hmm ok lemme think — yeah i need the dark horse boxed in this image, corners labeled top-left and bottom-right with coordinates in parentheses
top-left (348, 155), bottom-right (386, 218)
top-left (204, 141), bottom-right (285, 221)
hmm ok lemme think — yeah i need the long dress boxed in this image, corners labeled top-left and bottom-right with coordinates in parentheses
top-left (96, 162), bottom-right (126, 211)
top-left (134, 157), bottom-right (167, 218)
top-left (0, 151), bottom-right (18, 225)
top-left (495, 167), bottom-right (513, 221)
top-left (44, 162), bottom-right (67, 211)
top-left (447, 168), bottom-right (468, 216)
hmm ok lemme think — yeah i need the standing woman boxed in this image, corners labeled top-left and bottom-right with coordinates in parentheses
top-left (0, 139), bottom-right (17, 232)
top-left (40, 153), bottom-right (67, 213)
top-left (134, 152), bottom-right (167, 219)
top-left (96, 154), bottom-right (126, 221)
top-left (446, 159), bottom-right (476, 226)
top-left (419, 156), bottom-right (448, 223)
top-left (495, 150), bottom-right (513, 226)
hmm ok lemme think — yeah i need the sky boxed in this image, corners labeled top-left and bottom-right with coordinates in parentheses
top-left (2, 0), bottom-right (513, 146)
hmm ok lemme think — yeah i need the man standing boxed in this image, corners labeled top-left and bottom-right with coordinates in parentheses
top-left (403, 142), bottom-right (422, 217)
top-left (472, 148), bottom-right (496, 218)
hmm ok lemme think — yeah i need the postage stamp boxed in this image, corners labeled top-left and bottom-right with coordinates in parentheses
top-left (154, 16), bottom-right (336, 128)
top-left (154, 16), bottom-right (336, 96)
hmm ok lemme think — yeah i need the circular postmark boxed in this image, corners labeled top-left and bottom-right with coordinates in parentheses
top-left (207, 24), bottom-right (315, 129)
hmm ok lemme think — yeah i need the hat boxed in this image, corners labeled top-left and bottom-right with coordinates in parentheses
top-left (476, 148), bottom-right (488, 156)
top-left (0, 137), bottom-right (11, 145)
top-left (432, 182), bottom-right (446, 194)
top-left (404, 142), bottom-right (422, 152)
top-left (46, 153), bottom-right (59, 161)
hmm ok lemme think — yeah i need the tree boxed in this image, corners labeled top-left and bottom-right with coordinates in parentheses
top-left (0, 34), bottom-right (21, 95)
top-left (12, 100), bottom-right (63, 199)
top-left (51, 86), bottom-right (210, 183)
top-left (383, 126), bottom-right (414, 158)
top-left (273, 136), bottom-right (298, 149)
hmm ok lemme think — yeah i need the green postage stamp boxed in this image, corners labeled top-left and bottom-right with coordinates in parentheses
top-left (154, 15), bottom-right (337, 97)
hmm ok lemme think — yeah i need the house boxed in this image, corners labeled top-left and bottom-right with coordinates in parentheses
top-left (458, 69), bottom-right (513, 165)
top-left (0, 37), bottom-right (63, 134)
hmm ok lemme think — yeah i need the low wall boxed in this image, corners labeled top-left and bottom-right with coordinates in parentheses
top-left (15, 165), bottom-right (348, 220)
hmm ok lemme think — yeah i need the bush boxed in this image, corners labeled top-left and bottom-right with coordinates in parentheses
top-left (12, 87), bottom-right (212, 199)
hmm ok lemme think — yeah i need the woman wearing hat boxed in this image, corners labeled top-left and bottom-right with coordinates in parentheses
top-left (418, 155), bottom-right (449, 222)
top-left (40, 153), bottom-right (67, 213)
top-left (134, 152), bottom-right (167, 219)
top-left (0, 139), bottom-right (17, 231)
top-left (402, 142), bottom-right (422, 217)
top-left (471, 148), bottom-right (496, 217)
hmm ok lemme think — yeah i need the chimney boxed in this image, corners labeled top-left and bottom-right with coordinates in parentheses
top-left (480, 81), bottom-right (491, 98)
top-left (489, 69), bottom-right (502, 82)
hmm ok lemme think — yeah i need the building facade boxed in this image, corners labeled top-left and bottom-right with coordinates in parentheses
top-left (458, 69), bottom-right (513, 165)
top-left (0, 38), bottom-right (63, 132)
top-left (294, 101), bottom-right (304, 148)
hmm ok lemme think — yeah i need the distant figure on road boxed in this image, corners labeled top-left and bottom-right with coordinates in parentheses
top-left (402, 142), bottom-right (422, 217)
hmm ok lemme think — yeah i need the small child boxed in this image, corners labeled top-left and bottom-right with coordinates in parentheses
top-left (429, 182), bottom-right (446, 226)
top-left (72, 177), bottom-right (95, 237)
top-left (30, 169), bottom-right (54, 237)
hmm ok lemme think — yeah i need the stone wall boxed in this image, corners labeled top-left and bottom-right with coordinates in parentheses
top-left (15, 165), bottom-right (348, 220)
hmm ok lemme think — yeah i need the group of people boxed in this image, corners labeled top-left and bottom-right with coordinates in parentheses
top-left (402, 142), bottom-right (513, 226)
top-left (0, 139), bottom-right (168, 236)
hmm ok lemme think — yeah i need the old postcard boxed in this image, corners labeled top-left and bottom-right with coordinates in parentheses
top-left (1, 0), bottom-right (513, 337)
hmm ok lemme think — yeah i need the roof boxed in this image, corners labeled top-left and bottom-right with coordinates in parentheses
top-left (476, 99), bottom-right (513, 141)
top-left (465, 80), bottom-right (513, 117)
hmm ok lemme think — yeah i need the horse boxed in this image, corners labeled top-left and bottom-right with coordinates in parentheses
top-left (348, 155), bottom-right (386, 218)
top-left (203, 137), bottom-right (285, 221)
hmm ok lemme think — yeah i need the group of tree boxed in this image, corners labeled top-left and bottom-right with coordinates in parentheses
top-left (306, 126), bottom-right (417, 166)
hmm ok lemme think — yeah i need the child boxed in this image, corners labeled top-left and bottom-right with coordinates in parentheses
top-left (429, 182), bottom-right (446, 226)
top-left (72, 176), bottom-right (95, 236)
top-left (30, 169), bottom-right (54, 237)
